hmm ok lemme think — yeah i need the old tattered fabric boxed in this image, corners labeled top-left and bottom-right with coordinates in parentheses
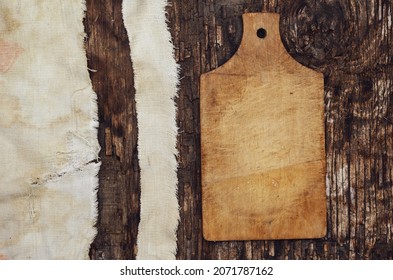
top-left (0, 1), bottom-right (99, 259)
top-left (123, 0), bottom-right (180, 259)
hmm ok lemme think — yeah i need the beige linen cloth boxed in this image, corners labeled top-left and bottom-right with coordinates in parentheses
top-left (0, 0), bottom-right (179, 260)
top-left (123, 0), bottom-right (180, 259)
top-left (0, 1), bottom-right (99, 259)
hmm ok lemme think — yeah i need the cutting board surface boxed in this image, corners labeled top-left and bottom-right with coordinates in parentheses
top-left (200, 13), bottom-right (326, 241)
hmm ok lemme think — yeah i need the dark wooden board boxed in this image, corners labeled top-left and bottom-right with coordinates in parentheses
top-left (85, 0), bottom-right (393, 259)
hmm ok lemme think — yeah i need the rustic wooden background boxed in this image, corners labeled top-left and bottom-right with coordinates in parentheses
top-left (84, 0), bottom-right (393, 259)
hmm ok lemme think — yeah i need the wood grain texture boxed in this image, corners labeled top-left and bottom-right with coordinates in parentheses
top-left (200, 13), bottom-right (326, 241)
top-left (84, 0), bottom-right (139, 260)
top-left (171, 0), bottom-right (393, 259)
top-left (84, 0), bottom-right (393, 259)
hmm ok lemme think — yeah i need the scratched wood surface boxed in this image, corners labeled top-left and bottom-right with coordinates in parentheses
top-left (85, 0), bottom-right (393, 259)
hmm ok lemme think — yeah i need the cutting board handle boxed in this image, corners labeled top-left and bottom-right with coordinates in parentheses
top-left (236, 13), bottom-right (291, 64)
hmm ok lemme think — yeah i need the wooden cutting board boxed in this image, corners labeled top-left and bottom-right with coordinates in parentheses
top-left (200, 13), bottom-right (326, 241)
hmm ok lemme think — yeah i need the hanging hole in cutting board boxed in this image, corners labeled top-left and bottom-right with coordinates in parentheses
top-left (256, 28), bottom-right (267, 38)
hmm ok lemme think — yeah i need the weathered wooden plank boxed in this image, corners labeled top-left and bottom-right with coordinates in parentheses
top-left (84, 0), bottom-right (139, 260)
top-left (84, 0), bottom-right (393, 259)
top-left (172, 0), bottom-right (393, 259)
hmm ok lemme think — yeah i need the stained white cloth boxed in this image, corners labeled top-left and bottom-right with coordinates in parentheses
top-left (0, 1), bottom-right (99, 259)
